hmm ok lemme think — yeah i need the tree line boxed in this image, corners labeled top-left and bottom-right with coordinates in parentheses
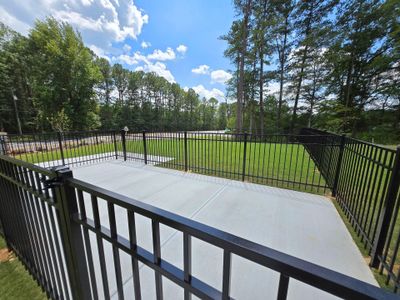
top-left (0, 18), bottom-right (228, 134)
top-left (223, 0), bottom-right (399, 143)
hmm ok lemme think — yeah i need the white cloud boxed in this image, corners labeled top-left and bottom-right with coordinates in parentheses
top-left (192, 85), bottom-right (225, 101)
top-left (147, 47), bottom-right (176, 61)
top-left (192, 65), bottom-right (210, 75)
top-left (176, 44), bottom-right (187, 54)
top-left (0, 0), bottom-right (148, 53)
top-left (142, 62), bottom-right (175, 83)
top-left (141, 41), bottom-right (151, 48)
top-left (89, 44), bottom-right (110, 61)
top-left (266, 82), bottom-right (280, 95)
top-left (122, 43), bottom-right (131, 53)
top-left (0, 6), bottom-right (30, 35)
top-left (210, 70), bottom-right (232, 84)
top-left (113, 51), bottom-right (147, 65)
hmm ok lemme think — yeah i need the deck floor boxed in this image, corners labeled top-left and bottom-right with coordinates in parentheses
top-left (71, 159), bottom-right (377, 300)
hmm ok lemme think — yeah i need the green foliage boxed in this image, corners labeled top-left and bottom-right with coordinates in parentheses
top-left (28, 17), bottom-right (101, 131)
top-left (223, 0), bottom-right (399, 143)
top-left (1, 18), bottom-right (226, 134)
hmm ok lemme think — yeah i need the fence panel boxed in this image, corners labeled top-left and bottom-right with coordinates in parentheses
top-left (3, 131), bottom-right (117, 168)
top-left (0, 156), bottom-right (73, 299)
top-left (67, 175), bottom-right (397, 300)
top-left (1, 148), bottom-right (399, 299)
top-left (300, 128), bottom-right (400, 291)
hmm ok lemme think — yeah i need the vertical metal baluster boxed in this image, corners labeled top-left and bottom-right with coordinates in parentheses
top-left (77, 190), bottom-right (98, 299)
top-left (183, 232), bottom-right (192, 300)
top-left (108, 202), bottom-right (124, 300)
top-left (222, 250), bottom-right (231, 300)
top-left (127, 210), bottom-right (141, 300)
top-left (152, 220), bottom-right (163, 300)
top-left (91, 195), bottom-right (111, 299)
top-left (277, 274), bottom-right (289, 300)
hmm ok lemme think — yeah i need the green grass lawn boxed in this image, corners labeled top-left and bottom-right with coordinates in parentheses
top-left (0, 236), bottom-right (47, 300)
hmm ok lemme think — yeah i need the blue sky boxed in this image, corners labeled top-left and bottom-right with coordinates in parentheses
top-left (0, 0), bottom-right (235, 101)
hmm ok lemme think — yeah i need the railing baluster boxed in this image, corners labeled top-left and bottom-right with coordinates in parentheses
top-left (277, 274), bottom-right (289, 300)
top-left (108, 202), bottom-right (124, 300)
top-left (222, 250), bottom-right (231, 300)
top-left (152, 220), bottom-right (163, 300)
top-left (128, 210), bottom-right (142, 300)
top-left (77, 190), bottom-right (99, 299)
top-left (183, 232), bottom-right (192, 300)
top-left (91, 194), bottom-right (111, 300)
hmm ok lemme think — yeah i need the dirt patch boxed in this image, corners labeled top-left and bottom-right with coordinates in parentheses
top-left (0, 248), bottom-right (14, 263)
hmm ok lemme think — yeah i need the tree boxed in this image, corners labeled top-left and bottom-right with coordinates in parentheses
top-left (28, 17), bottom-right (101, 131)
top-left (288, 0), bottom-right (337, 132)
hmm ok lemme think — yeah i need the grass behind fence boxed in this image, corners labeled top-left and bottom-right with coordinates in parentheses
top-left (10, 136), bottom-right (328, 194)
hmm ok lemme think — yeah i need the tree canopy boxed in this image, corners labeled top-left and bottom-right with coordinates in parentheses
top-left (0, 18), bottom-right (228, 133)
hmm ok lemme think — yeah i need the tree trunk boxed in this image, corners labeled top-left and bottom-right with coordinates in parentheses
top-left (290, 44), bottom-right (309, 133)
top-left (277, 15), bottom-right (289, 131)
top-left (236, 0), bottom-right (252, 134)
top-left (259, 49), bottom-right (264, 136)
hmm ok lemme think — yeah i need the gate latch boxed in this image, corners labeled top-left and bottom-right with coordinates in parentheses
top-left (41, 176), bottom-right (63, 190)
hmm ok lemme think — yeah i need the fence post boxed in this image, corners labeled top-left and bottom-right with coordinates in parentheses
top-left (142, 130), bottom-right (148, 164)
top-left (370, 146), bottom-right (400, 268)
top-left (57, 131), bottom-right (66, 166)
top-left (121, 130), bottom-right (127, 161)
top-left (112, 131), bottom-right (118, 159)
top-left (184, 131), bottom-right (188, 171)
top-left (242, 132), bottom-right (248, 182)
top-left (53, 166), bottom-right (92, 300)
top-left (332, 134), bottom-right (346, 197)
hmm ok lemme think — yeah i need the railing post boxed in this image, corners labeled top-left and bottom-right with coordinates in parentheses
top-left (184, 131), bottom-right (188, 172)
top-left (57, 131), bottom-right (66, 166)
top-left (53, 166), bottom-right (92, 300)
top-left (370, 146), bottom-right (400, 268)
top-left (142, 130), bottom-right (148, 164)
top-left (121, 130), bottom-right (127, 161)
top-left (112, 131), bottom-right (118, 159)
top-left (332, 134), bottom-right (346, 197)
top-left (242, 132), bottom-right (248, 182)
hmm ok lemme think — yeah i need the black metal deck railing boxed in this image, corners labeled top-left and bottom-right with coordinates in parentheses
top-left (0, 154), bottom-right (398, 299)
top-left (300, 128), bottom-right (400, 292)
top-left (1, 128), bottom-right (400, 293)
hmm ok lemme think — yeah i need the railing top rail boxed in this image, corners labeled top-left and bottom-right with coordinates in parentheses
top-left (68, 176), bottom-right (397, 300)
top-left (0, 154), bottom-right (54, 176)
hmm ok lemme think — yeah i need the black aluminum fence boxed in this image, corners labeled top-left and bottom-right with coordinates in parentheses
top-left (2, 130), bottom-right (337, 194)
top-left (123, 131), bottom-right (334, 194)
top-left (1, 131), bottom-right (118, 168)
top-left (300, 128), bottom-right (400, 291)
top-left (3, 129), bottom-right (400, 291)
top-left (0, 154), bottom-right (398, 300)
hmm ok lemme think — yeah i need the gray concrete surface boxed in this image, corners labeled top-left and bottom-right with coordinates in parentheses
top-left (71, 160), bottom-right (377, 300)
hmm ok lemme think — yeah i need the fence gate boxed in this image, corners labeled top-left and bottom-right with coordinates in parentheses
top-left (0, 155), bottom-right (91, 300)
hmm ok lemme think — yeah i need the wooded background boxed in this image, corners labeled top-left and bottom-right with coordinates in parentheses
top-left (0, 0), bottom-right (399, 144)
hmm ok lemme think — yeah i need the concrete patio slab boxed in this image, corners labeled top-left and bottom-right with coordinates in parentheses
top-left (71, 159), bottom-right (377, 300)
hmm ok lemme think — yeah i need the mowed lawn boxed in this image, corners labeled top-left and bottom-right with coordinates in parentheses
top-left (0, 236), bottom-right (46, 300)
top-left (14, 137), bottom-right (328, 194)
